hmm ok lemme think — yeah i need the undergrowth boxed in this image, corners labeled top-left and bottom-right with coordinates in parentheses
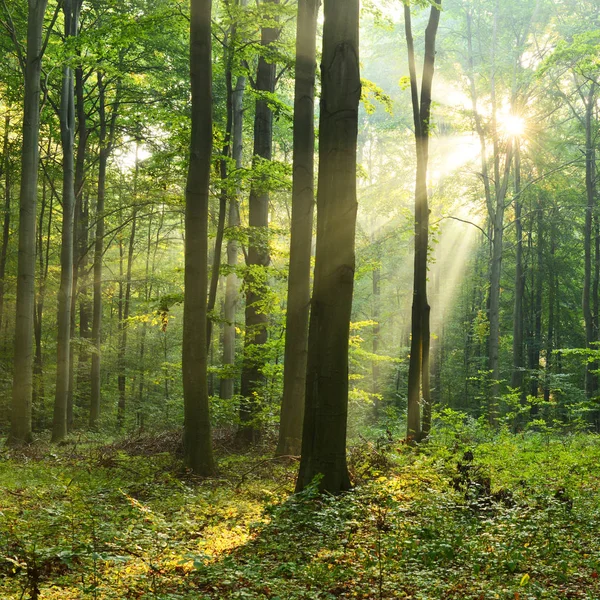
top-left (0, 429), bottom-right (599, 599)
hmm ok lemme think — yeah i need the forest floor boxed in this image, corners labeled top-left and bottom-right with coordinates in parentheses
top-left (1, 427), bottom-right (600, 600)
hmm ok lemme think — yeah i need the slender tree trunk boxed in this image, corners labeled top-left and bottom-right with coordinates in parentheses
top-left (0, 115), bottom-right (11, 336)
top-left (68, 63), bottom-right (90, 429)
top-left (583, 84), bottom-right (597, 398)
top-left (404, 1), bottom-right (441, 442)
top-left (544, 223), bottom-right (556, 404)
top-left (9, 0), bottom-right (49, 445)
top-left (207, 56), bottom-right (233, 351)
top-left (529, 200), bottom-right (543, 403)
top-left (276, 0), bottom-right (319, 457)
top-left (90, 73), bottom-right (119, 429)
top-left (117, 154), bottom-right (139, 428)
top-left (182, 0), bottom-right (215, 475)
top-left (32, 175), bottom-right (51, 418)
top-left (220, 62), bottom-right (246, 400)
top-left (90, 146), bottom-right (106, 428)
top-left (511, 141), bottom-right (525, 394)
top-left (52, 0), bottom-right (80, 442)
top-left (371, 262), bottom-right (381, 420)
top-left (238, 0), bottom-right (279, 443)
top-left (296, 0), bottom-right (360, 494)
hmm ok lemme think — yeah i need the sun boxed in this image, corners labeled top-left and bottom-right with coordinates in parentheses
top-left (498, 113), bottom-right (526, 137)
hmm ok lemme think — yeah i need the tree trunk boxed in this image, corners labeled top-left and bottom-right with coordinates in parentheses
top-left (117, 154), bottom-right (139, 429)
top-left (32, 174), bottom-right (51, 420)
top-left (69, 63), bottom-right (90, 429)
top-left (207, 55), bottom-right (234, 352)
top-left (238, 0), bottom-right (279, 443)
top-left (0, 115), bottom-right (11, 336)
top-left (90, 73), bottom-right (119, 429)
top-left (511, 141), bottom-right (525, 394)
top-left (182, 0), bottom-right (215, 475)
top-left (52, 0), bottom-right (80, 442)
top-left (583, 83), bottom-right (597, 398)
top-left (404, 1), bottom-right (441, 442)
top-left (220, 56), bottom-right (246, 400)
top-left (295, 0), bottom-right (360, 494)
top-left (276, 0), bottom-right (319, 457)
top-left (9, 0), bottom-right (49, 445)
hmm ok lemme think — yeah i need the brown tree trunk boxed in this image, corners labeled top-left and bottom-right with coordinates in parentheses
top-left (9, 0), bottom-right (49, 445)
top-left (117, 154), bottom-right (139, 429)
top-left (276, 0), bottom-right (319, 457)
top-left (182, 0), bottom-right (215, 475)
top-left (238, 0), bottom-right (279, 443)
top-left (207, 55), bottom-right (234, 352)
top-left (511, 141), bottom-right (525, 394)
top-left (220, 41), bottom-right (247, 400)
top-left (52, 0), bottom-right (80, 442)
top-left (583, 84), bottom-right (597, 398)
top-left (404, 1), bottom-right (441, 442)
top-left (68, 63), bottom-right (90, 430)
top-left (295, 0), bottom-right (360, 494)
top-left (0, 115), bottom-right (11, 336)
top-left (90, 73), bottom-right (119, 429)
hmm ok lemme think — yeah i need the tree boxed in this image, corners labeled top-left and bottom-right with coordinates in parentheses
top-left (238, 0), bottom-right (281, 442)
top-left (404, 0), bottom-right (442, 442)
top-left (296, 0), bottom-right (360, 494)
top-left (182, 0), bottom-right (215, 475)
top-left (276, 0), bottom-right (320, 457)
top-left (8, 0), bottom-right (50, 445)
top-left (52, 0), bottom-right (82, 443)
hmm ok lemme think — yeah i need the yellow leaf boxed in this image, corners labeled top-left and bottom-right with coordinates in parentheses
top-left (520, 573), bottom-right (530, 586)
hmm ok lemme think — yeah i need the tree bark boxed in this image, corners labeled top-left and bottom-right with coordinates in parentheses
top-left (583, 83), bottom-right (597, 398)
top-left (238, 0), bottom-right (280, 443)
top-left (295, 0), bottom-right (360, 494)
top-left (9, 0), bottom-right (49, 445)
top-left (182, 0), bottom-right (215, 475)
top-left (511, 141), bottom-right (525, 394)
top-left (404, 1), bottom-right (441, 442)
top-left (0, 115), bottom-right (11, 337)
top-left (52, 0), bottom-right (80, 442)
top-left (90, 73), bottom-right (119, 429)
top-left (69, 62), bottom-right (90, 430)
top-left (117, 154), bottom-right (139, 429)
top-left (276, 0), bottom-right (319, 457)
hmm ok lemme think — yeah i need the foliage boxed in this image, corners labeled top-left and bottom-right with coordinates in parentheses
top-left (2, 431), bottom-right (600, 598)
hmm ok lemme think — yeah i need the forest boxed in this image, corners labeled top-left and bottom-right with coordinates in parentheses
top-left (1, 0), bottom-right (600, 598)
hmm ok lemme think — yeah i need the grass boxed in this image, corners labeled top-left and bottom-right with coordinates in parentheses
top-left (1, 429), bottom-right (599, 599)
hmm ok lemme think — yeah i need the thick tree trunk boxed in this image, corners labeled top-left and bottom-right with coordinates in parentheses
top-left (182, 0), bottom-right (215, 475)
top-left (52, 0), bottom-right (80, 442)
top-left (276, 0), bottom-right (319, 457)
top-left (238, 0), bottom-right (279, 443)
top-left (404, 2), bottom-right (441, 442)
top-left (295, 0), bottom-right (360, 494)
top-left (9, 0), bottom-right (49, 445)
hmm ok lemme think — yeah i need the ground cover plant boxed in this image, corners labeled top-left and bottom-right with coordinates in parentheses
top-left (1, 425), bottom-right (599, 599)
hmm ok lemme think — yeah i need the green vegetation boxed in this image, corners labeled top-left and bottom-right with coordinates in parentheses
top-left (2, 424), bottom-right (599, 599)
top-left (2, 0), bottom-right (600, 596)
